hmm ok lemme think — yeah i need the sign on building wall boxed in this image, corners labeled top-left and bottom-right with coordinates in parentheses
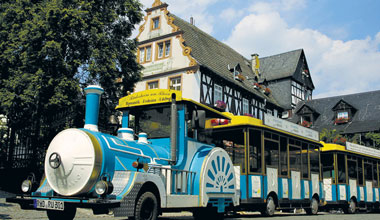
top-left (263, 113), bottom-right (319, 141)
top-left (346, 142), bottom-right (380, 158)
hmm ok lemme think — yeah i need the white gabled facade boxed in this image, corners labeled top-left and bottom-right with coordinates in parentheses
top-left (135, 0), bottom-right (200, 102)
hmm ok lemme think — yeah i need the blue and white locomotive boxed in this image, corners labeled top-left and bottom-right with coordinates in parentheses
top-left (7, 86), bottom-right (239, 220)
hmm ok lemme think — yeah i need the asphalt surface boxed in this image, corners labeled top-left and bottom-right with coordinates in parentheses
top-left (1, 190), bottom-right (380, 219)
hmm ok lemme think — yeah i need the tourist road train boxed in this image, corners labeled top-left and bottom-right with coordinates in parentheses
top-left (6, 86), bottom-right (380, 219)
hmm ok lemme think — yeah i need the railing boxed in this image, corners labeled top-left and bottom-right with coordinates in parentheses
top-left (148, 165), bottom-right (196, 195)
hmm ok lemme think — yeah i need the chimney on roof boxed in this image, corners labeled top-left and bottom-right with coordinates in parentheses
top-left (251, 53), bottom-right (260, 77)
top-left (190, 17), bottom-right (194, 25)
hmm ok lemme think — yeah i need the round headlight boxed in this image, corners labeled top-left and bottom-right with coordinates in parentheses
top-left (21, 180), bottom-right (32, 193)
top-left (95, 180), bottom-right (113, 196)
top-left (95, 181), bottom-right (107, 195)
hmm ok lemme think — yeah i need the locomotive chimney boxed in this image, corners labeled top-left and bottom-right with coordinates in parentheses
top-left (84, 85), bottom-right (104, 131)
top-left (170, 93), bottom-right (177, 165)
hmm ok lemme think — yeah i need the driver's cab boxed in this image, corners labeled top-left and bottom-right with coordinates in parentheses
top-left (116, 89), bottom-right (231, 169)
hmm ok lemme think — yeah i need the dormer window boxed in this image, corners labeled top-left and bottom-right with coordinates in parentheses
top-left (332, 99), bottom-right (356, 125)
top-left (296, 104), bottom-right (320, 128)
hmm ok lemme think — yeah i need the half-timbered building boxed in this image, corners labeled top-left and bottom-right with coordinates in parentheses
top-left (134, 0), bottom-right (283, 118)
top-left (258, 49), bottom-right (315, 118)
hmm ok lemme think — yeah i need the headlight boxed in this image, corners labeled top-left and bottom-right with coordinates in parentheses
top-left (21, 180), bottom-right (32, 193)
top-left (95, 180), bottom-right (113, 196)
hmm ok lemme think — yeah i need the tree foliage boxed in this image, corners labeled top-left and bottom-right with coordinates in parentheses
top-left (0, 0), bottom-right (143, 169)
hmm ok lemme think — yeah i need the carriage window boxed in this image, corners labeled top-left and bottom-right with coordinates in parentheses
top-left (309, 146), bottom-right (319, 174)
top-left (322, 153), bottom-right (335, 182)
top-left (358, 158), bottom-right (363, 185)
top-left (289, 145), bottom-right (301, 171)
top-left (337, 154), bottom-right (346, 184)
top-left (280, 137), bottom-right (288, 176)
top-left (301, 143), bottom-right (309, 179)
top-left (347, 159), bottom-right (357, 179)
top-left (373, 162), bottom-right (378, 187)
top-left (264, 140), bottom-right (279, 169)
top-left (364, 162), bottom-right (373, 182)
top-left (213, 129), bottom-right (245, 174)
top-left (249, 129), bottom-right (262, 173)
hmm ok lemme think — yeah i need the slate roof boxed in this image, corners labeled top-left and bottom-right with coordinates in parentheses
top-left (291, 90), bottom-right (380, 134)
top-left (259, 49), bottom-right (303, 81)
top-left (169, 14), bottom-right (281, 107)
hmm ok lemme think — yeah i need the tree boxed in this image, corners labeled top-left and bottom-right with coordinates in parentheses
top-left (365, 132), bottom-right (380, 149)
top-left (0, 0), bottom-right (142, 171)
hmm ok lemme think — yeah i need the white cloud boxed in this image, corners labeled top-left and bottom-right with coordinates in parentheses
top-left (219, 8), bottom-right (244, 24)
top-left (226, 1), bottom-right (380, 98)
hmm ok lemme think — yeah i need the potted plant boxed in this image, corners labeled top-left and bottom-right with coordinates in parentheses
top-left (333, 137), bottom-right (347, 145)
top-left (335, 117), bottom-right (349, 124)
top-left (214, 100), bottom-right (226, 111)
top-left (253, 83), bottom-right (262, 89)
top-left (243, 113), bottom-right (253, 117)
top-left (301, 120), bottom-right (312, 128)
top-left (235, 74), bottom-right (245, 82)
top-left (264, 87), bottom-right (271, 95)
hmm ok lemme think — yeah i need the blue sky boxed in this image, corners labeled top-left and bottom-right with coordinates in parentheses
top-left (138, 0), bottom-right (380, 98)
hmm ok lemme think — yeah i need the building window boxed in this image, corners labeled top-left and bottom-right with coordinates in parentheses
top-left (243, 98), bottom-right (249, 114)
top-left (147, 80), bottom-right (159, 90)
top-left (169, 76), bottom-right (181, 91)
top-left (337, 111), bottom-right (348, 119)
top-left (151, 17), bottom-right (160, 30)
top-left (214, 84), bottom-right (222, 103)
top-left (156, 40), bottom-right (171, 60)
top-left (138, 45), bottom-right (152, 63)
top-left (291, 81), bottom-right (307, 108)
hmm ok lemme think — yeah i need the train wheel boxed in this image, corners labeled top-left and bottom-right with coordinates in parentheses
top-left (135, 191), bottom-right (158, 220)
top-left (343, 199), bottom-right (356, 214)
top-left (46, 206), bottom-right (76, 220)
top-left (305, 198), bottom-right (318, 215)
top-left (261, 196), bottom-right (275, 216)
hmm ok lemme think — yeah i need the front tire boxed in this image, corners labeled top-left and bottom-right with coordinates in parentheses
top-left (135, 191), bottom-right (158, 220)
top-left (261, 196), bottom-right (276, 216)
top-left (305, 198), bottom-right (319, 215)
top-left (46, 206), bottom-right (76, 220)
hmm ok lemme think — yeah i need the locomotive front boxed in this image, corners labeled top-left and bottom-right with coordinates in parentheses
top-left (8, 87), bottom-right (240, 220)
top-left (44, 128), bottom-right (103, 196)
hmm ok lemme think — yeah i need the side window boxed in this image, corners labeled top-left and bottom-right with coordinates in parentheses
top-left (301, 143), bottom-right (309, 179)
top-left (289, 145), bottom-right (301, 171)
top-left (321, 153), bottom-right (335, 182)
top-left (309, 145), bottom-right (319, 174)
top-left (347, 158), bottom-right (357, 180)
top-left (337, 154), bottom-right (346, 184)
top-left (264, 139), bottom-right (279, 169)
top-left (249, 129), bottom-right (262, 173)
top-left (209, 129), bottom-right (246, 174)
top-left (280, 137), bottom-right (288, 176)
top-left (358, 158), bottom-right (363, 185)
top-left (364, 161), bottom-right (373, 182)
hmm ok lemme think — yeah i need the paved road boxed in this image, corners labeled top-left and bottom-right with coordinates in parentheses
top-left (1, 190), bottom-right (380, 220)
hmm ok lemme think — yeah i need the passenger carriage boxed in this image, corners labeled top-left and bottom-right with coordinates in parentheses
top-left (321, 141), bottom-right (380, 213)
top-left (204, 113), bottom-right (324, 215)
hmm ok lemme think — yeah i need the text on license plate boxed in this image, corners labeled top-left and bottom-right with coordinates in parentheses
top-left (34, 199), bottom-right (64, 211)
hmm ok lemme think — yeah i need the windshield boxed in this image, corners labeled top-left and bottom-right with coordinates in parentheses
top-left (131, 105), bottom-right (171, 139)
